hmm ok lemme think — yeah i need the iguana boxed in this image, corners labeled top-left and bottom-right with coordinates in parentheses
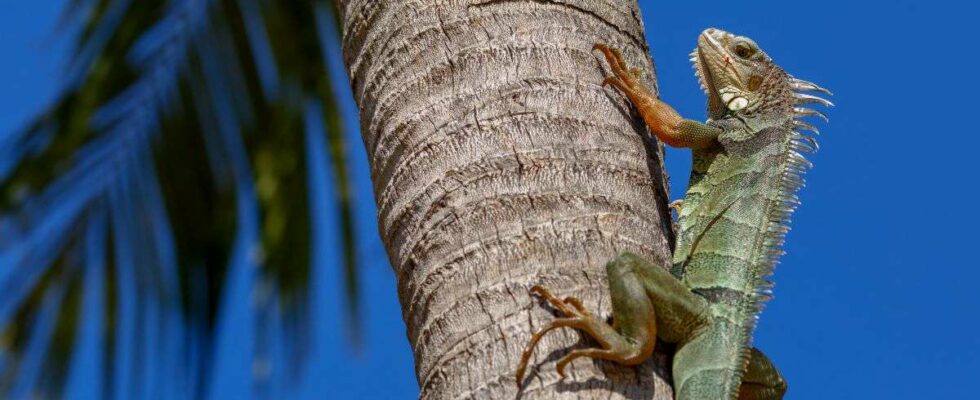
top-left (515, 28), bottom-right (831, 399)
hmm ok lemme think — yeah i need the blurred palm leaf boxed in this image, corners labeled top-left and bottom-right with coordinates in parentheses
top-left (0, 0), bottom-right (358, 397)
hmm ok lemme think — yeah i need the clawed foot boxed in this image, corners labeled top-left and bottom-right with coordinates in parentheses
top-left (593, 43), bottom-right (653, 101)
top-left (516, 285), bottom-right (651, 387)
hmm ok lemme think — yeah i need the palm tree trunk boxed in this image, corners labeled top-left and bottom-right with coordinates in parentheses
top-left (339, 1), bottom-right (675, 398)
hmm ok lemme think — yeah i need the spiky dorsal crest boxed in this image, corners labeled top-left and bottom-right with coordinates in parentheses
top-left (751, 76), bottom-right (833, 310)
top-left (724, 75), bottom-right (833, 399)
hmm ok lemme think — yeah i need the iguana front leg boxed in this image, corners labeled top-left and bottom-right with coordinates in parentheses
top-left (593, 44), bottom-right (721, 149)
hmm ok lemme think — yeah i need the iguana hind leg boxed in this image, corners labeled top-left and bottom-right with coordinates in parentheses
top-left (738, 348), bottom-right (787, 400)
top-left (518, 253), bottom-right (787, 398)
top-left (516, 252), bottom-right (710, 385)
top-left (515, 285), bottom-right (644, 386)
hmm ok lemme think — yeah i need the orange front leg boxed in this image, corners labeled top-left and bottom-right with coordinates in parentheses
top-left (593, 44), bottom-right (721, 149)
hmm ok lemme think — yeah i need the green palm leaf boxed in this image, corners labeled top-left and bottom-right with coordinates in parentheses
top-left (0, 0), bottom-right (359, 397)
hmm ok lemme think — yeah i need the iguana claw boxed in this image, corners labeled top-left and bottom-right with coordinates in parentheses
top-left (516, 283), bottom-right (652, 387)
top-left (593, 43), bottom-right (722, 149)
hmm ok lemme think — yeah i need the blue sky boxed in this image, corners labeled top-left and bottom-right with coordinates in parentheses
top-left (1, 1), bottom-right (977, 399)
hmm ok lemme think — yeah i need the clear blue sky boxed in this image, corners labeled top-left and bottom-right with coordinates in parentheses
top-left (1, 1), bottom-right (977, 399)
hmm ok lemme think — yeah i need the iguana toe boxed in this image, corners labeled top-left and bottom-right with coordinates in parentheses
top-left (517, 285), bottom-right (655, 385)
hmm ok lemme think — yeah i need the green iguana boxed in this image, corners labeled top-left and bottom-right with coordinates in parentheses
top-left (515, 28), bottom-right (831, 399)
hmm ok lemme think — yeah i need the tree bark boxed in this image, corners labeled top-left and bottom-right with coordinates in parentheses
top-left (339, 1), bottom-right (675, 398)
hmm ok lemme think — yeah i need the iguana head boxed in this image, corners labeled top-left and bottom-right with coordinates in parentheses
top-left (693, 28), bottom-right (831, 124)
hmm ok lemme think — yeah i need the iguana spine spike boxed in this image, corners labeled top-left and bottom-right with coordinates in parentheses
top-left (794, 107), bottom-right (830, 122)
top-left (794, 92), bottom-right (834, 107)
top-left (798, 134), bottom-right (820, 150)
top-left (793, 120), bottom-right (821, 136)
top-left (789, 77), bottom-right (833, 95)
top-left (788, 151), bottom-right (813, 168)
top-left (790, 139), bottom-right (818, 154)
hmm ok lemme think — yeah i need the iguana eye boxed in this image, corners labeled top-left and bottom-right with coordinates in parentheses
top-left (734, 44), bottom-right (754, 59)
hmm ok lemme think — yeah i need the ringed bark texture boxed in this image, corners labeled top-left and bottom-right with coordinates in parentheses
top-left (339, 1), bottom-right (675, 398)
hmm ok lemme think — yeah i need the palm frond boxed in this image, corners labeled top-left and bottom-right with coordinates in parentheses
top-left (0, 0), bottom-right (358, 397)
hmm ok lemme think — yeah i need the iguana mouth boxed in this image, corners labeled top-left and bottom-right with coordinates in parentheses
top-left (694, 48), bottom-right (720, 116)
top-left (694, 49), bottom-right (716, 97)
top-left (694, 28), bottom-right (730, 118)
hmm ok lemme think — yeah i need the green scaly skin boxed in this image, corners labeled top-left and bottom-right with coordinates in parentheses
top-left (515, 28), bottom-right (831, 400)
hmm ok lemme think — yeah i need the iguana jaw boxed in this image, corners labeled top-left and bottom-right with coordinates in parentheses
top-left (693, 29), bottom-right (732, 120)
